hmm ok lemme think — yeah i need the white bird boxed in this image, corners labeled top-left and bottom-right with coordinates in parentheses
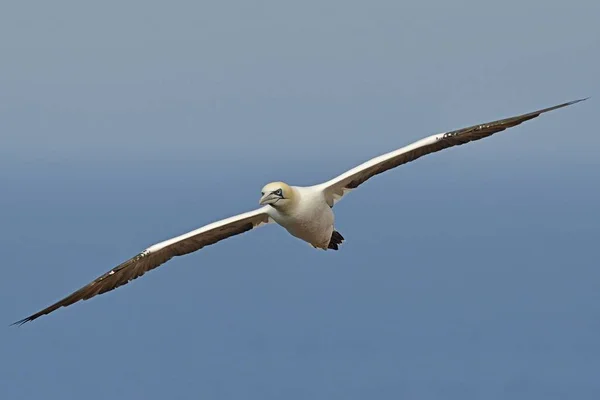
top-left (14, 98), bottom-right (586, 325)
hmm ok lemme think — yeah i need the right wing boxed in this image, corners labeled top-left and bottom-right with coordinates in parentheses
top-left (13, 206), bottom-right (272, 325)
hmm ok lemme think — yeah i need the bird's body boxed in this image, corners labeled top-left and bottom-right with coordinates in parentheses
top-left (263, 184), bottom-right (335, 249)
top-left (13, 98), bottom-right (587, 325)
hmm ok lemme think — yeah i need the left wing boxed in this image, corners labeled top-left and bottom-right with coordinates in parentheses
top-left (13, 207), bottom-right (272, 325)
top-left (317, 99), bottom-right (587, 206)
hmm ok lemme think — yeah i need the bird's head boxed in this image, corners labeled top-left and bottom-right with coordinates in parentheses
top-left (259, 182), bottom-right (294, 207)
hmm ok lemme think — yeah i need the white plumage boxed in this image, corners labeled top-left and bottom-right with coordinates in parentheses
top-left (14, 98), bottom-right (586, 325)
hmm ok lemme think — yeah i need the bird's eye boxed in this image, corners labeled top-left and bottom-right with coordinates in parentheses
top-left (261, 192), bottom-right (264, 196)
top-left (275, 189), bottom-right (283, 196)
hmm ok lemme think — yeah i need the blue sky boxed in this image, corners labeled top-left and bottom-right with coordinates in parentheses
top-left (1, 1), bottom-right (599, 399)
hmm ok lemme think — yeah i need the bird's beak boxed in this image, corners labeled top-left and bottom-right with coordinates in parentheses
top-left (259, 192), bottom-right (280, 205)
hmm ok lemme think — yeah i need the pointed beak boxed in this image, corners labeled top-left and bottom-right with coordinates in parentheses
top-left (259, 192), bottom-right (280, 205)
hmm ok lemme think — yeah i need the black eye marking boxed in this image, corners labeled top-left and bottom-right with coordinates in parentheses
top-left (273, 189), bottom-right (283, 197)
top-left (261, 192), bottom-right (264, 196)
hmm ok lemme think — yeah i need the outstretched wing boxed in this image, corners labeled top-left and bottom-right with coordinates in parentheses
top-left (14, 207), bottom-right (272, 325)
top-left (318, 99), bottom-right (587, 206)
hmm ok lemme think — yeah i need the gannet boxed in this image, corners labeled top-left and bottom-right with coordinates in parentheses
top-left (13, 98), bottom-right (587, 325)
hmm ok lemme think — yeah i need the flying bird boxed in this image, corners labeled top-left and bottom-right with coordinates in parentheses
top-left (13, 98), bottom-right (587, 325)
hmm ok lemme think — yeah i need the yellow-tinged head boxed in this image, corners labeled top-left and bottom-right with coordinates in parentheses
top-left (259, 181), bottom-right (294, 207)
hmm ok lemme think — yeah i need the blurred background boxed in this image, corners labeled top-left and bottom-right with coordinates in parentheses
top-left (1, 0), bottom-right (598, 399)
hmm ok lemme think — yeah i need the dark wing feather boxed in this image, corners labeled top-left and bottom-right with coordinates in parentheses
top-left (13, 208), bottom-right (271, 325)
top-left (321, 98), bottom-right (587, 204)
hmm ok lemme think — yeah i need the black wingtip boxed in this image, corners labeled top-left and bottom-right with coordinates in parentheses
top-left (10, 318), bottom-right (31, 327)
top-left (549, 97), bottom-right (589, 112)
top-left (530, 97), bottom-right (589, 119)
top-left (568, 97), bottom-right (589, 105)
top-left (10, 313), bottom-right (39, 327)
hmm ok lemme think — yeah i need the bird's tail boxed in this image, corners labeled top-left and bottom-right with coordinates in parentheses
top-left (328, 230), bottom-right (345, 250)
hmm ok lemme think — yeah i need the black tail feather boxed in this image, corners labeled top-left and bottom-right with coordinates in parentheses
top-left (328, 230), bottom-right (345, 250)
